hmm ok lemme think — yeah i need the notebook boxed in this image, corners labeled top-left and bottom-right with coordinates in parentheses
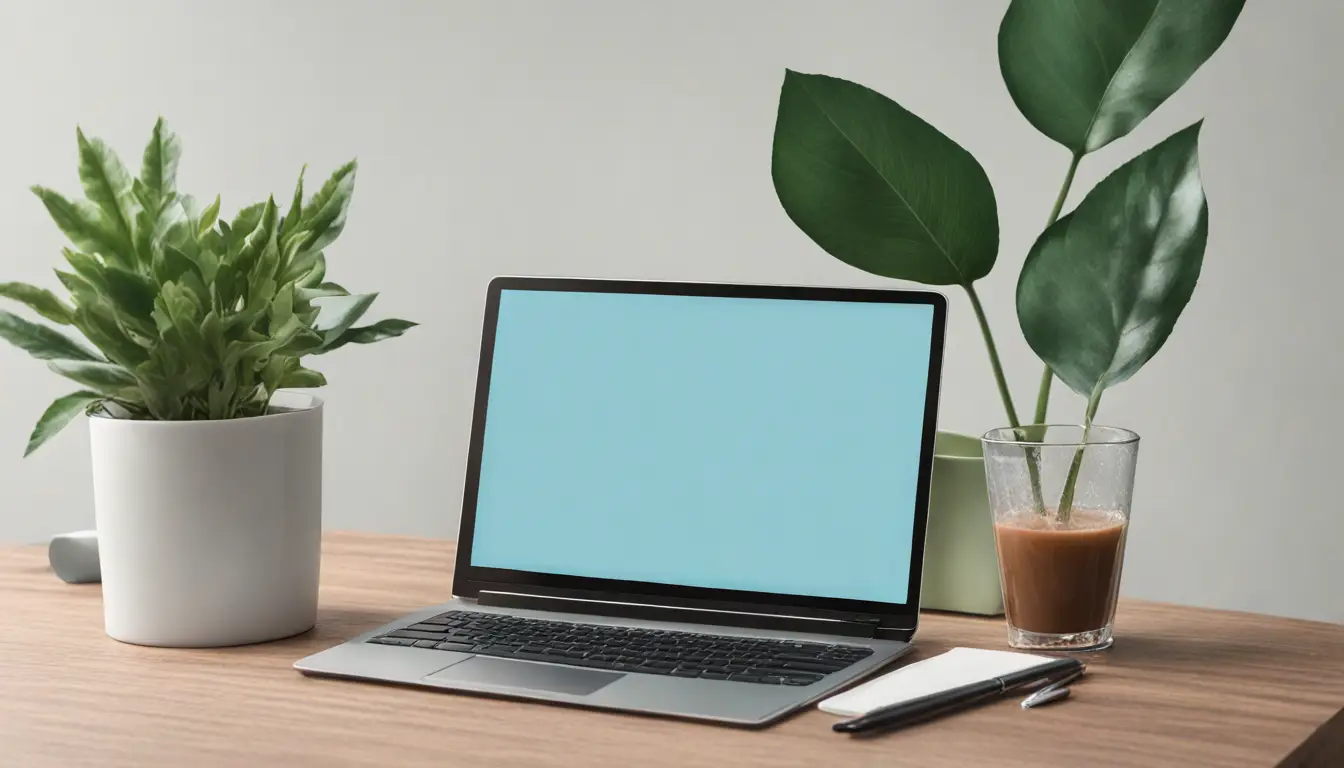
top-left (818, 647), bottom-right (1058, 717)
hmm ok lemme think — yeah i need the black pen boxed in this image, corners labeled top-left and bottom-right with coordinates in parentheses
top-left (832, 657), bottom-right (1085, 736)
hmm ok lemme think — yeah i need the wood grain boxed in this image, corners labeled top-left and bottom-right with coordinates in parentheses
top-left (2, 532), bottom-right (1342, 767)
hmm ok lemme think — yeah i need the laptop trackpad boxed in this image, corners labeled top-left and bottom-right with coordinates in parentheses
top-left (424, 656), bottom-right (623, 696)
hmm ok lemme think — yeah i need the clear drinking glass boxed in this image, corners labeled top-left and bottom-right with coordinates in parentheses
top-left (981, 425), bottom-right (1139, 652)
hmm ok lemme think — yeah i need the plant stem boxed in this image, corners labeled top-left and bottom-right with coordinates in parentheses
top-left (963, 284), bottom-right (1049, 514)
top-left (963, 283), bottom-right (1020, 429)
top-left (1031, 151), bottom-right (1084, 425)
top-left (1056, 384), bottom-right (1104, 525)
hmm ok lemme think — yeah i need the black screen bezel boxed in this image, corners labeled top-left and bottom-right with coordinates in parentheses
top-left (451, 276), bottom-right (947, 630)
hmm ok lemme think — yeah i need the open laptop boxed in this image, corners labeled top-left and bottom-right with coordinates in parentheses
top-left (296, 277), bottom-right (947, 726)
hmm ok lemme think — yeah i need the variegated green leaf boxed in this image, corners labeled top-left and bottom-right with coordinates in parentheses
top-left (318, 318), bottom-right (417, 354)
top-left (280, 165), bottom-right (305, 241)
top-left (296, 282), bottom-right (348, 301)
top-left (32, 187), bottom-right (132, 267)
top-left (312, 292), bottom-right (377, 346)
top-left (0, 283), bottom-right (75, 324)
top-left (300, 160), bottom-right (356, 253)
top-left (278, 365), bottom-right (326, 388)
top-left (0, 309), bottom-right (101, 361)
top-left (25, 390), bottom-right (104, 457)
top-left (47, 359), bottom-right (137, 395)
top-left (76, 129), bottom-right (136, 257)
top-left (140, 117), bottom-right (182, 205)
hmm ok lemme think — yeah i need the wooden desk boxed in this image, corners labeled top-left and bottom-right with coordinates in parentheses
top-left (2, 533), bottom-right (1341, 767)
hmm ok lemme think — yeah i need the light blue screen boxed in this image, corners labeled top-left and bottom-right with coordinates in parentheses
top-left (469, 289), bottom-right (935, 604)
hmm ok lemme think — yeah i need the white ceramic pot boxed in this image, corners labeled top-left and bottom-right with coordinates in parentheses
top-left (89, 391), bottom-right (323, 647)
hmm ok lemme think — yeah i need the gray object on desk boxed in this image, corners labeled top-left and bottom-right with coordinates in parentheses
top-left (49, 530), bottom-right (101, 584)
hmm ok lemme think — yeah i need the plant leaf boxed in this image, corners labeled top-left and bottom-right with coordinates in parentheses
top-left (0, 283), bottom-right (75, 324)
top-left (24, 391), bottom-right (103, 457)
top-left (300, 160), bottom-right (357, 253)
top-left (312, 292), bottom-right (377, 346)
top-left (103, 267), bottom-right (159, 325)
top-left (770, 70), bottom-right (998, 286)
top-left (236, 198), bottom-right (278, 274)
top-left (999, 0), bottom-right (1245, 154)
top-left (73, 301), bottom-right (148, 367)
top-left (31, 187), bottom-right (132, 267)
top-left (280, 165), bottom-right (306, 241)
top-left (317, 318), bottom-right (417, 354)
top-left (0, 309), bottom-right (101, 361)
top-left (296, 281), bottom-right (348, 301)
top-left (199, 195), bottom-right (221, 236)
top-left (47, 359), bottom-right (137, 395)
top-left (139, 117), bottom-right (182, 206)
top-left (75, 128), bottom-right (137, 257)
top-left (278, 365), bottom-right (327, 388)
top-left (1017, 122), bottom-right (1207, 397)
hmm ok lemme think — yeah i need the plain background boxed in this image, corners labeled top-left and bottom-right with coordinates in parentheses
top-left (0, 1), bottom-right (1339, 622)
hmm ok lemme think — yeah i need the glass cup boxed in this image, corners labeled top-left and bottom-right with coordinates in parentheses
top-left (981, 425), bottom-right (1139, 651)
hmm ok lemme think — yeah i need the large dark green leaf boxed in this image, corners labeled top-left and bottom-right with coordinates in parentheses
top-left (0, 283), bottom-right (75, 325)
top-left (999, 0), bottom-right (1244, 154)
top-left (25, 391), bottom-right (103, 457)
top-left (1017, 122), bottom-right (1207, 397)
top-left (771, 70), bottom-right (998, 286)
top-left (0, 309), bottom-right (101, 361)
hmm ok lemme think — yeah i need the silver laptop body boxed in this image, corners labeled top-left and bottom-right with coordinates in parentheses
top-left (296, 277), bottom-right (948, 727)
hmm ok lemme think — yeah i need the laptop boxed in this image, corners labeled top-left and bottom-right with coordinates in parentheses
top-left (295, 276), bottom-right (947, 726)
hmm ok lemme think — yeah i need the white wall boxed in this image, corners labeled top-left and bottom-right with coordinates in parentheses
top-left (1, 1), bottom-right (1340, 622)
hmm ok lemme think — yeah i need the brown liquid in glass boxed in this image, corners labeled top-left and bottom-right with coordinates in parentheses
top-left (994, 510), bottom-right (1127, 635)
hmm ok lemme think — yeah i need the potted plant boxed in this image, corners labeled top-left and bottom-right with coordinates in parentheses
top-left (0, 119), bottom-right (414, 647)
top-left (769, 0), bottom-right (1243, 641)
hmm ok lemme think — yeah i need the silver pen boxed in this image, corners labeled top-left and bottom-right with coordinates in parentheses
top-left (1021, 667), bottom-right (1086, 709)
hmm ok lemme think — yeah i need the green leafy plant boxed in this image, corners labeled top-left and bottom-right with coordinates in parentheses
top-left (770, 0), bottom-right (1243, 520)
top-left (0, 119), bottom-right (415, 456)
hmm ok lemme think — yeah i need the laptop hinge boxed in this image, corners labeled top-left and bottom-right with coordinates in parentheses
top-left (477, 590), bottom-right (883, 639)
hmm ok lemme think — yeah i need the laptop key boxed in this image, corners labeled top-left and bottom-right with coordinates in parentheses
top-left (635, 665), bottom-right (672, 676)
top-left (512, 651), bottom-right (562, 664)
top-left (413, 639), bottom-right (440, 648)
top-left (728, 674), bottom-right (762, 683)
top-left (388, 630), bottom-right (451, 641)
top-left (406, 623), bottom-right (452, 633)
top-left (435, 641), bottom-right (477, 653)
top-left (480, 644), bottom-right (522, 656)
top-left (670, 668), bottom-right (701, 678)
top-left (782, 660), bottom-right (845, 674)
top-left (370, 636), bottom-right (416, 646)
top-left (700, 671), bottom-right (730, 680)
top-left (758, 676), bottom-right (787, 685)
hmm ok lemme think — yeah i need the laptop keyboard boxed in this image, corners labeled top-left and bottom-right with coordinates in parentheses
top-left (368, 610), bottom-right (874, 686)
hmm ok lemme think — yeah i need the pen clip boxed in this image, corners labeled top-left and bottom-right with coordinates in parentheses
top-left (1019, 667), bottom-right (1085, 707)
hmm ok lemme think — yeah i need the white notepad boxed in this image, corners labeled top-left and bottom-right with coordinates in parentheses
top-left (818, 647), bottom-right (1057, 717)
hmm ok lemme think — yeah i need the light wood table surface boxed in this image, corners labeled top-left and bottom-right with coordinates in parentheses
top-left (2, 532), bottom-right (1342, 767)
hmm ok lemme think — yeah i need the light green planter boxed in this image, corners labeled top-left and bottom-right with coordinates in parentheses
top-left (920, 431), bottom-right (1004, 616)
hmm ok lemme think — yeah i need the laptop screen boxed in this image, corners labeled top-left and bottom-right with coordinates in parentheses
top-left (467, 287), bottom-right (937, 605)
